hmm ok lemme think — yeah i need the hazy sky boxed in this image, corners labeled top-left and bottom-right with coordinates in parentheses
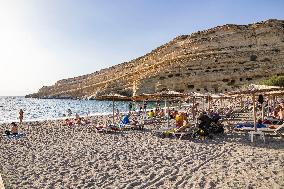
top-left (0, 0), bottom-right (283, 96)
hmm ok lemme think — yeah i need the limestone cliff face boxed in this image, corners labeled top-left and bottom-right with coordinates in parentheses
top-left (26, 19), bottom-right (284, 99)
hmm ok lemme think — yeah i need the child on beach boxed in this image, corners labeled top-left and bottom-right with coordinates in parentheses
top-left (5, 122), bottom-right (18, 136)
top-left (19, 109), bottom-right (24, 124)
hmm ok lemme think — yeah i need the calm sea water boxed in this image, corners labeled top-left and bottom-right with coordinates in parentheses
top-left (0, 96), bottom-right (133, 123)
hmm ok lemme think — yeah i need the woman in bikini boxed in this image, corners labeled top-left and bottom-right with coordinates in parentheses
top-left (19, 109), bottom-right (24, 124)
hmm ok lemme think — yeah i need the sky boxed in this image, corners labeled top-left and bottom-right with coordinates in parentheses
top-left (0, 0), bottom-right (283, 96)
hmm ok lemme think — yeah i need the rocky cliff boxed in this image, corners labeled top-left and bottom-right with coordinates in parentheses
top-left (26, 19), bottom-right (284, 99)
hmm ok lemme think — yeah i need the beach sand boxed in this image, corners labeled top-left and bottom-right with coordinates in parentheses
top-left (0, 174), bottom-right (4, 189)
top-left (0, 117), bottom-right (284, 189)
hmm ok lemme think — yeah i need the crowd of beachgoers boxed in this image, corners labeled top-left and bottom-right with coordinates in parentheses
top-left (0, 97), bottom-right (284, 188)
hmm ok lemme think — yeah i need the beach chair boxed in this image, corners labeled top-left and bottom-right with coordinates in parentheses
top-left (115, 114), bottom-right (145, 131)
top-left (158, 123), bottom-right (195, 139)
top-left (172, 123), bottom-right (196, 140)
top-left (248, 130), bottom-right (266, 142)
top-left (236, 123), bottom-right (284, 142)
top-left (97, 120), bottom-right (129, 133)
top-left (274, 124), bottom-right (284, 137)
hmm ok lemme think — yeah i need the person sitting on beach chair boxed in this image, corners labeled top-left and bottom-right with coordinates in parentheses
top-left (5, 122), bottom-right (19, 136)
top-left (121, 114), bottom-right (130, 125)
top-left (161, 113), bottom-right (189, 137)
top-left (147, 110), bottom-right (155, 119)
top-left (175, 112), bottom-right (184, 128)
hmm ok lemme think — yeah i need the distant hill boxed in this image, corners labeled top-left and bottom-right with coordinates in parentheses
top-left (26, 19), bottom-right (284, 99)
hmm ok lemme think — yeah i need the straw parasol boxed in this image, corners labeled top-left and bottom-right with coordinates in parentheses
top-left (133, 90), bottom-right (186, 101)
top-left (227, 84), bottom-right (284, 131)
top-left (185, 92), bottom-right (206, 120)
top-left (133, 90), bottom-right (186, 127)
top-left (95, 93), bottom-right (131, 125)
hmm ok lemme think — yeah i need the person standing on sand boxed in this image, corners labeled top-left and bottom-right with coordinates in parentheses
top-left (129, 102), bottom-right (133, 113)
top-left (67, 109), bottom-right (72, 117)
top-left (19, 109), bottom-right (24, 124)
top-left (143, 99), bottom-right (148, 112)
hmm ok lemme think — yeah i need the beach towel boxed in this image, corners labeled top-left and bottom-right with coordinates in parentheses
top-left (5, 133), bottom-right (25, 139)
top-left (235, 122), bottom-right (254, 128)
top-left (235, 123), bottom-right (267, 128)
top-left (256, 123), bottom-right (267, 128)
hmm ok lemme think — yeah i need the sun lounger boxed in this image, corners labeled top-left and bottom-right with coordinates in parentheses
top-left (248, 130), bottom-right (266, 142)
top-left (156, 123), bottom-right (195, 139)
top-left (234, 126), bottom-right (281, 133)
top-left (173, 126), bottom-right (196, 140)
top-left (235, 124), bottom-right (284, 142)
top-left (274, 124), bottom-right (284, 137)
top-left (96, 121), bottom-right (143, 133)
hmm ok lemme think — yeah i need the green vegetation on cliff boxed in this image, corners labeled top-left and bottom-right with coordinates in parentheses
top-left (261, 75), bottom-right (284, 87)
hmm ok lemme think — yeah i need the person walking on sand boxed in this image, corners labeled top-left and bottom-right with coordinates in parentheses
top-left (19, 109), bottom-right (24, 124)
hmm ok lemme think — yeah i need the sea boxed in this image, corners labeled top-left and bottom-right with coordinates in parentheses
top-left (0, 96), bottom-right (134, 123)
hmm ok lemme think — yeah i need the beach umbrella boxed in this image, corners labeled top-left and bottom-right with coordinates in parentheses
top-left (227, 84), bottom-right (284, 132)
top-left (133, 90), bottom-right (186, 127)
top-left (185, 92), bottom-right (200, 120)
top-left (186, 92), bottom-right (212, 111)
top-left (95, 93), bottom-right (131, 125)
top-left (186, 92), bottom-right (209, 121)
top-left (157, 90), bottom-right (186, 127)
top-left (132, 90), bottom-right (186, 101)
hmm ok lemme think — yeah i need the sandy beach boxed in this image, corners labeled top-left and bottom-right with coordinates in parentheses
top-left (0, 116), bottom-right (284, 189)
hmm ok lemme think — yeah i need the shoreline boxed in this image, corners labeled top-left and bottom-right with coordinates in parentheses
top-left (0, 111), bottom-right (123, 124)
top-left (0, 104), bottom-right (177, 124)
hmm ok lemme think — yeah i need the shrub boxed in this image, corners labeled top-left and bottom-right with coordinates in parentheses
top-left (261, 76), bottom-right (284, 87)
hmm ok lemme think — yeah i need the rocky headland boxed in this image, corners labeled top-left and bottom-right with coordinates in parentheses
top-left (26, 19), bottom-right (284, 99)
